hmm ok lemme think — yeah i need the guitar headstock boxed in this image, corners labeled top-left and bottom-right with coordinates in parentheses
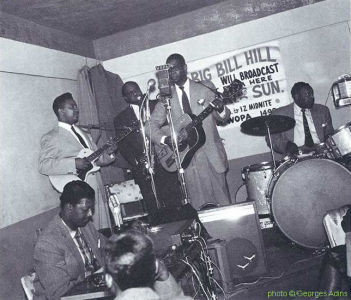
top-left (222, 79), bottom-right (246, 104)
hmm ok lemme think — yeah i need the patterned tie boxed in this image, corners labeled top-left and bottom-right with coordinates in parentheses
top-left (179, 86), bottom-right (192, 115)
top-left (301, 109), bottom-right (314, 147)
top-left (75, 230), bottom-right (99, 273)
top-left (71, 126), bottom-right (88, 148)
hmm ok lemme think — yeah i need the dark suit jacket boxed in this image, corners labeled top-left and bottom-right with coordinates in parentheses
top-left (113, 105), bottom-right (156, 168)
top-left (148, 79), bottom-right (230, 174)
top-left (33, 215), bottom-right (106, 300)
top-left (266, 103), bottom-right (334, 154)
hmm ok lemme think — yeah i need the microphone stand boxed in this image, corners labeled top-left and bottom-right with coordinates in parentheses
top-left (162, 96), bottom-right (189, 205)
top-left (139, 91), bottom-right (164, 209)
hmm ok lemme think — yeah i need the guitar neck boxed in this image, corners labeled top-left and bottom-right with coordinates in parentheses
top-left (86, 144), bottom-right (110, 162)
top-left (190, 104), bottom-right (215, 128)
top-left (86, 129), bottom-right (132, 163)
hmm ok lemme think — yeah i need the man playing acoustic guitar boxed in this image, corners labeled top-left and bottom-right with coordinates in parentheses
top-left (39, 93), bottom-right (117, 229)
top-left (148, 54), bottom-right (231, 209)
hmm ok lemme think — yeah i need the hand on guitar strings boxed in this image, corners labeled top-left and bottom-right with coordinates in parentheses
top-left (164, 129), bottom-right (187, 150)
top-left (75, 157), bottom-right (93, 171)
top-left (106, 137), bottom-right (118, 155)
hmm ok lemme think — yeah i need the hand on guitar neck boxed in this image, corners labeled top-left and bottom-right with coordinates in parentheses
top-left (211, 97), bottom-right (225, 113)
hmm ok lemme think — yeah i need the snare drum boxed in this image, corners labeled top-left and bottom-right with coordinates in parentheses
top-left (242, 162), bottom-right (275, 215)
top-left (268, 157), bottom-right (351, 248)
top-left (326, 123), bottom-right (351, 158)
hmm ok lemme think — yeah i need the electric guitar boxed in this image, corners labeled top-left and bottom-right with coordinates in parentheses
top-left (49, 127), bottom-right (133, 192)
top-left (156, 81), bottom-right (244, 172)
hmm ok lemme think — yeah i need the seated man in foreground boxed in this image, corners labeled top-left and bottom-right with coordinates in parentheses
top-left (104, 229), bottom-right (192, 300)
top-left (33, 181), bottom-right (106, 300)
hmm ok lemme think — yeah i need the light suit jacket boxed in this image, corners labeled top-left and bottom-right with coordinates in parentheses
top-left (148, 79), bottom-right (230, 174)
top-left (33, 215), bottom-right (106, 300)
top-left (38, 125), bottom-right (112, 176)
top-left (266, 103), bottom-right (334, 154)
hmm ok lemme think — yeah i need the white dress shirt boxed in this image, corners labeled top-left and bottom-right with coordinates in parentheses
top-left (131, 104), bottom-right (140, 121)
top-left (58, 121), bottom-right (91, 149)
top-left (293, 104), bottom-right (320, 147)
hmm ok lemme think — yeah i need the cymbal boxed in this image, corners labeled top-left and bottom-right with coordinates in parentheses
top-left (241, 115), bottom-right (296, 136)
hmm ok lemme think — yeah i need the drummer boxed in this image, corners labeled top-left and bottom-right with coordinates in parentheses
top-left (266, 82), bottom-right (334, 156)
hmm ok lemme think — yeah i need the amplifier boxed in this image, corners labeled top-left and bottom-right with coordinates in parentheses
top-left (147, 219), bottom-right (196, 255)
top-left (198, 202), bottom-right (268, 284)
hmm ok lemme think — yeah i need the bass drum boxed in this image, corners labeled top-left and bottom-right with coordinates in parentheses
top-left (269, 158), bottom-right (351, 248)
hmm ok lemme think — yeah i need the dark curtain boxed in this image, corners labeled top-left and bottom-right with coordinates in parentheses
top-left (77, 64), bottom-right (129, 185)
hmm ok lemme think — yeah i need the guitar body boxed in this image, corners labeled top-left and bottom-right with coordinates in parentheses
top-left (156, 114), bottom-right (206, 172)
top-left (49, 148), bottom-right (101, 193)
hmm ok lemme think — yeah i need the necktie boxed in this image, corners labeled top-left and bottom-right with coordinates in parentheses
top-left (75, 230), bottom-right (99, 273)
top-left (71, 126), bottom-right (88, 148)
top-left (179, 86), bottom-right (192, 115)
top-left (301, 109), bottom-right (314, 147)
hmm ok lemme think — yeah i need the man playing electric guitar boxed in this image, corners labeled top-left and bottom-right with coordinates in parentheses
top-left (39, 93), bottom-right (117, 229)
top-left (148, 53), bottom-right (231, 210)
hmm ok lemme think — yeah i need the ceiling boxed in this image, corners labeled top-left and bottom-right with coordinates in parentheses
top-left (0, 0), bottom-right (231, 40)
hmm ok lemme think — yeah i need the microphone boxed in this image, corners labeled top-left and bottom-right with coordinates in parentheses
top-left (147, 79), bottom-right (156, 92)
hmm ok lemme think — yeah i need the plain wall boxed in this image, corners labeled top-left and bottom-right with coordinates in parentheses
top-left (0, 38), bottom-right (97, 228)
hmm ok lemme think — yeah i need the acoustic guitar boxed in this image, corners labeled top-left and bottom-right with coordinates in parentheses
top-left (156, 80), bottom-right (244, 172)
top-left (49, 127), bottom-right (133, 192)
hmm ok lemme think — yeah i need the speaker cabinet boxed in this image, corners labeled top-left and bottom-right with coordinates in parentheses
top-left (198, 202), bottom-right (267, 287)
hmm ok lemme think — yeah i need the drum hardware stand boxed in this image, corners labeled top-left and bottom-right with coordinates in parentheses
top-left (162, 96), bottom-right (189, 205)
top-left (265, 121), bottom-right (277, 170)
top-left (139, 93), bottom-right (164, 209)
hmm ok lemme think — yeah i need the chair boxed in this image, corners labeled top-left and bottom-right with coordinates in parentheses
top-left (21, 227), bottom-right (43, 299)
top-left (21, 271), bottom-right (36, 300)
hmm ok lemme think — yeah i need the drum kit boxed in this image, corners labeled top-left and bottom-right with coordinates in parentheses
top-left (240, 115), bottom-right (351, 249)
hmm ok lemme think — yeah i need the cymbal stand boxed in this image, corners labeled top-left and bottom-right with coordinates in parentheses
top-left (265, 121), bottom-right (277, 170)
top-left (139, 93), bottom-right (164, 209)
top-left (163, 96), bottom-right (189, 205)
